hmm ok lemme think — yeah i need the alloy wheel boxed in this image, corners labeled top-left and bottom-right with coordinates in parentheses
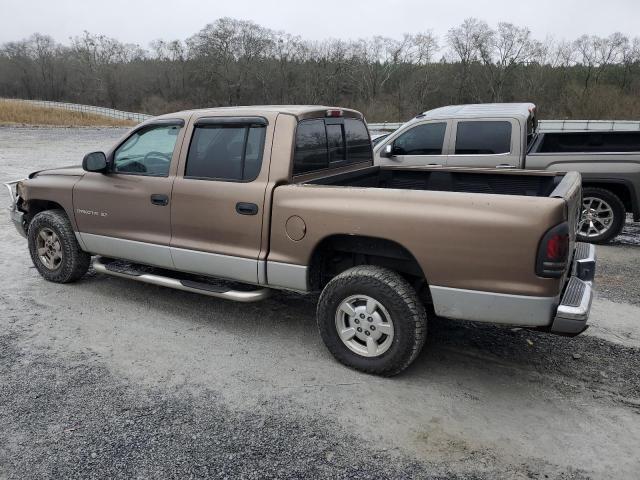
top-left (335, 295), bottom-right (395, 357)
top-left (36, 227), bottom-right (63, 270)
top-left (579, 196), bottom-right (614, 238)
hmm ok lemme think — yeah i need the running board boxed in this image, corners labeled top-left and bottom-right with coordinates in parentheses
top-left (92, 257), bottom-right (270, 303)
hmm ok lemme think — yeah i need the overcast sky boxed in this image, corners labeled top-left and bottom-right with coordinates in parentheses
top-left (2, 0), bottom-right (638, 46)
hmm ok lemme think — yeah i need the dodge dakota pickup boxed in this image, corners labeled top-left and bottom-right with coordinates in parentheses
top-left (375, 103), bottom-right (640, 243)
top-left (5, 106), bottom-right (596, 375)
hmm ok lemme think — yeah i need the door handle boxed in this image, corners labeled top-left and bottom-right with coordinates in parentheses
top-left (236, 202), bottom-right (258, 216)
top-left (495, 164), bottom-right (516, 169)
top-left (150, 194), bottom-right (169, 206)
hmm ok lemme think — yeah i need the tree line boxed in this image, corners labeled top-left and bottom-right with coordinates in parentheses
top-left (1, 17), bottom-right (639, 122)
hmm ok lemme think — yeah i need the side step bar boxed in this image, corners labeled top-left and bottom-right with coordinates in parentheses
top-left (92, 257), bottom-right (271, 303)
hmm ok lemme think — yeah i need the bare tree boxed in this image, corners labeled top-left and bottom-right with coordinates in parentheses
top-left (447, 18), bottom-right (491, 102)
top-left (574, 33), bottom-right (626, 94)
top-left (2, 18), bottom-right (640, 121)
top-left (1, 39), bottom-right (37, 98)
top-left (475, 23), bottom-right (543, 101)
top-left (621, 36), bottom-right (640, 90)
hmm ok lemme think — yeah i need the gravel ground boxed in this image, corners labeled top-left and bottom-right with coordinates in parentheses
top-left (1, 127), bottom-right (639, 479)
top-left (0, 336), bottom-right (441, 480)
top-left (596, 219), bottom-right (640, 306)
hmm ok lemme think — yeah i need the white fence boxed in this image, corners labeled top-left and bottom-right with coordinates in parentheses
top-left (4, 99), bottom-right (640, 132)
top-left (1, 98), bottom-right (153, 123)
top-left (370, 119), bottom-right (640, 133)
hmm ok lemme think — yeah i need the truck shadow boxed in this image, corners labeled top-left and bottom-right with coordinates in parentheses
top-left (265, 289), bottom-right (639, 400)
top-left (613, 216), bottom-right (640, 246)
top-left (72, 271), bottom-right (639, 401)
top-left (406, 314), bottom-right (639, 400)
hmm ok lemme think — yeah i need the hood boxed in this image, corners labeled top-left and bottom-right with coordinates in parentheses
top-left (29, 166), bottom-right (86, 178)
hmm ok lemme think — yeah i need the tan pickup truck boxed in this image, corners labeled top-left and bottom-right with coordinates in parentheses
top-left (5, 106), bottom-right (596, 375)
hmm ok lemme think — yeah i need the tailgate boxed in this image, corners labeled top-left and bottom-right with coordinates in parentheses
top-left (549, 171), bottom-right (582, 245)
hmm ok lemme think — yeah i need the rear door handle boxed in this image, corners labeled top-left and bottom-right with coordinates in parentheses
top-left (236, 202), bottom-right (258, 215)
top-left (150, 194), bottom-right (169, 206)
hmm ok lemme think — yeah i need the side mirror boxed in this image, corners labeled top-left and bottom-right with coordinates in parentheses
top-left (82, 151), bottom-right (108, 173)
top-left (381, 144), bottom-right (394, 158)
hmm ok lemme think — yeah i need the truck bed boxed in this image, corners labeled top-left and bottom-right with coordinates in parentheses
top-left (306, 166), bottom-right (563, 198)
top-left (270, 167), bottom-right (581, 298)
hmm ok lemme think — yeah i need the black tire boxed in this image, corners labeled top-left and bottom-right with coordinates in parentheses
top-left (578, 187), bottom-right (626, 244)
top-left (317, 266), bottom-right (427, 376)
top-left (27, 209), bottom-right (91, 283)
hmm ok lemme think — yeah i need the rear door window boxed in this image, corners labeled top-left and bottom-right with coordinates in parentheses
top-left (293, 118), bottom-right (372, 175)
top-left (455, 121), bottom-right (511, 155)
top-left (392, 123), bottom-right (446, 155)
top-left (185, 124), bottom-right (266, 181)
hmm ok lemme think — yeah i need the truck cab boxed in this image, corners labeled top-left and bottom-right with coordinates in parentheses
top-left (375, 103), bottom-right (534, 170)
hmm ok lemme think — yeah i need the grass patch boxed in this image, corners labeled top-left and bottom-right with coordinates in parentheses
top-left (0, 100), bottom-right (136, 127)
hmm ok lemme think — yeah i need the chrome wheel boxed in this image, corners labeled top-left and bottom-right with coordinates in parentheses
top-left (579, 196), bottom-right (614, 238)
top-left (335, 295), bottom-right (394, 357)
top-left (36, 227), bottom-right (63, 270)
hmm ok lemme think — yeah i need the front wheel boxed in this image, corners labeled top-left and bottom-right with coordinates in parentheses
top-left (27, 209), bottom-right (91, 283)
top-left (317, 266), bottom-right (427, 376)
top-left (577, 187), bottom-right (626, 244)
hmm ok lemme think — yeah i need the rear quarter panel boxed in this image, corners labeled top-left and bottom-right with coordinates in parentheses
top-left (269, 185), bottom-right (567, 297)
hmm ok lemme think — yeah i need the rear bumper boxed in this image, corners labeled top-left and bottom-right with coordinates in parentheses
top-left (550, 243), bottom-right (596, 336)
top-left (571, 242), bottom-right (596, 283)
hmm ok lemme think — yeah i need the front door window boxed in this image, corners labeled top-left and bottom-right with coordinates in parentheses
top-left (393, 123), bottom-right (447, 155)
top-left (113, 125), bottom-right (180, 176)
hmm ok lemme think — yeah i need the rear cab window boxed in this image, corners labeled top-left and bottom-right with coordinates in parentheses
top-left (293, 117), bottom-right (372, 176)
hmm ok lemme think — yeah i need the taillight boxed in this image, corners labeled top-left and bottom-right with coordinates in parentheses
top-left (546, 234), bottom-right (568, 260)
top-left (536, 222), bottom-right (570, 278)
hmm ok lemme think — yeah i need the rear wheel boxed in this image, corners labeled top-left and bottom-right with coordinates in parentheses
top-left (28, 210), bottom-right (91, 283)
top-left (317, 266), bottom-right (427, 376)
top-left (577, 188), bottom-right (626, 244)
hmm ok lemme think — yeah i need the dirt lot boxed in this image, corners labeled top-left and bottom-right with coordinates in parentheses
top-left (1, 126), bottom-right (639, 479)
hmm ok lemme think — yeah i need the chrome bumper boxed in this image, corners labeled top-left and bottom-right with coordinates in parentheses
top-left (550, 243), bottom-right (596, 336)
top-left (4, 180), bottom-right (27, 238)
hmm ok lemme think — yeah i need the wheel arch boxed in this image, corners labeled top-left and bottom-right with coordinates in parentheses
top-left (582, 179), bottom-right (638, 219)
top-left (22, 199), bottom-right (71, 232)
top-left (307, 234), bottom-right (429, 293)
